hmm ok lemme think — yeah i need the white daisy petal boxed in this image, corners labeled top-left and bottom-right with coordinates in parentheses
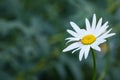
top-left (102, 33), bottom-right (116, 39)
top-left (67, 29), bottom-right (79, 38)
top-left (102, 25), bottom-right (109, 32)
top-left (65, 37), bottom-right (79, 44)
top-left (91, 45), bottom-right (101, 51)
top-left (72, 47), bottom-right (81, 54)
top-left (66, 40), bottom-right (76, 44)
top-left (97, 28), bottom-right (114, 40)
top-left (92, 14), bottom-right (96, 30)
top-left (96, 25), bottom-right (109, 36)
top-left (66, 40), bottom-right (72, 44)
top-left (72, 42), bottom-right (83, 53)
top-left (94, 39), bottom-right (106, 45)
top-left (65, 37), bottom-right (79, 41)
top-left (65, 37), bottom-right (80, 44)
top-left (79, 47), bottom-right (85, 61)
top-left (95, 22), bottom-right (108, 37)
top-left (96, 18), bottom-right (102, 30)
top-left (105, 28), bottom-right (112, 34)
top-left (63, 42), bottom-right (80, 52)
top-left (101, 21), bottom-right (108, 30)
top-left (99, 25), bottom-right (109, 34)
top-left (84, 46), bottom-right (90, 59)
top-left (100, 39), bottom-right (106, 43)
top-left (85, 18), bottom-right (91, 31)
top-left (70, 21), bottom-right (81, 33)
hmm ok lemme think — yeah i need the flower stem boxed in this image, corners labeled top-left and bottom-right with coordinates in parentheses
top-left (91, 48), bottom-right (96, 80)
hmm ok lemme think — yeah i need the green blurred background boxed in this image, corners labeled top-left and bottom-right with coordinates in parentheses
top-left (0, 0), bottom-right (120, 80)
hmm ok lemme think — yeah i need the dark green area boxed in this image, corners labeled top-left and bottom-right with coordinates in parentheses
top-left (0, 0), bottom-right (120, 80)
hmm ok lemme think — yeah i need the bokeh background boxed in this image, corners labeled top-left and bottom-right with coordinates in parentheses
top-left (0, 0), bottom-right (120, 80)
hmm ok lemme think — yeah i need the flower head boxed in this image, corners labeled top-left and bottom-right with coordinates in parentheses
top-left (63, 14), bottom-right (116, 61)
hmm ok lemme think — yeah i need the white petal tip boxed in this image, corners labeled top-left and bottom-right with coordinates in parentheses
top-left (79, 55), bottom-right (83, 61)
top-left (98, 49), bottom-right (101, 52)
top-left (66, 29), bottom-right (69, 32)
top-left (113, 33), bottom-right (116, 35)
top-left (62, 49), bottom-right (66, 52)
top-left (93, 13), bottom-right (96, 15)
top-left (93, 13), bottom-right (96, 16)
top-left (100, 18), bottom-right (103, 20)
top-left (85, 18), bottom-right (88, 21)
top-left (93, 14), bottom-right (96, 19)
top-left (79, 59), bottom-right (82, 61)
top-left (109, 33), bottom-right (116, 37)
top-left (85, 56), bottom-right (88, 59)
top-left (106, 21), bottom-right (109, 23)
top-left (97, 48), bottom-right (101, 52)
top-left (70, 21), bottom-right (74, 24)
top-left (84, 53), bottom-right (89, 59)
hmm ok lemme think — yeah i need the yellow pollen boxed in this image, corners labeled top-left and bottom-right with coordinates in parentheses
top-left (81, 34), bottom-right (96, 45)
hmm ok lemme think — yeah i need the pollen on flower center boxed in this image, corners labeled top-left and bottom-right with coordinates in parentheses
top-left (81, 34), bottom-right (96, 45)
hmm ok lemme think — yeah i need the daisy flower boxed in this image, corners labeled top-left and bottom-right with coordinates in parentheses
top-left (63, 14), bottom-right (116, 61)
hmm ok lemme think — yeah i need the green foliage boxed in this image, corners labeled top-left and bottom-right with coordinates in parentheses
top-left (0, 0), bottom-right (120, 80)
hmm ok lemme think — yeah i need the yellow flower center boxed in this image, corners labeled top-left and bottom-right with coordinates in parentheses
top-left (81, 34), bottom-right (96, 45)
